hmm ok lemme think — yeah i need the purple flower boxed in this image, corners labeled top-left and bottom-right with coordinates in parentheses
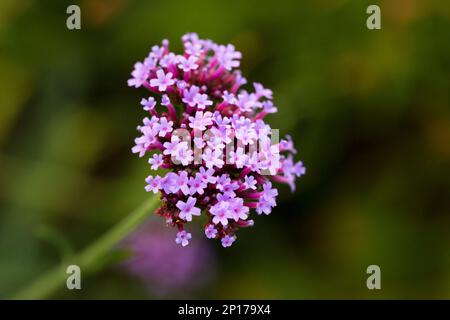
top-left (194, 93), bottom-right (213, 110)
top-left (132, 125), bottom-right (157, 157)
top-left (175, 171), bottom-right (190, 195)
top-left (175, 230), bottom-right (192, 247)
top-left (122, 221), bottom-right (215, 297)
top-left (188, 111), bottom-right (213, 131)
top-left (262, 181), bottom-right (278, 199)
top-left (216, 174), bottom-right (231, 191)
top-left (150, 69), bottom-right (175, 91)
top-left (157, 117), bottom-right (173, 137)
top-left (236, 91), bottom-right (261, 112)
top-left (229, 148), bottom-right (247, 168)
top-left (128, 62), bottom-right (150, 88)
top-left (217, 192), bottom-right (232, 202)
top-left (161, 94), bottom-right (171, 106)
top-left (235, 126), bottom-right (257, 146)
top-left (222, 91), bottom-right (237, 105)
top-left (244, 152), bottom-right (261, 173)
top-left (221, 235), bottom-right (235, 248)
top-left (188, 175), bottom-right (207, 195)
top-left (256, 197), bottom-right (274, 215)
top-left (145, 175), bottom-right (161, 193)
top-left (234, 71), bottom-right (247, 88)
top-left (197, 166), bottom-right (217, 184)
top-left (210, 201), bottom-right (231, 226)
top-left (279, 135), bottom-right (297, 154)
top-left (243, 176), bottom-right (257, 190)
top-left (159, 52), bottom-right (177, 68)
top-left (163, 136), bottom-right (180, 155)
top-left (229, 197), bottom-right (249, 221)
top-left (178, 55), bottom-right (199, 72)
top-left (202, 148), bottom-right (224, 169)
top-left (160, 172), bottom-right (178, 194)
top-left (213, 112), bottom-right (231, 127)
top-left (193, 137), bottom-right (205, 149)
top-left (294, 161), bottom-right (306, 177)
top-left (205, 224), bottom-right (218, 239)
top-left (221, 181), bottom-right (239, 198)
top-left (143, 54), bottom-right (157, 69)
top-left (129, 33), bottom-right (305, 247)
top-left (262, 101), bottom-right (277, 114)
top-left (254, 82), bottom-right (273, 100)
top-left (184, 41), bottom-right (203, 57)
top-left (176, 197), bottom-right (201, 222)
top-left (216, 44), bottom-right (241, 71)
top-left (140, 97), bottom-right (156, 111)
top-left (172, 142), bottom-right (193, 166)
top-left (177, 80), bottom-right (187, 90)
top-left (148, 153), bottom-right (163, 170)
top-left (150, 45), bottom-right (165, 59)
top-left (182, 85), bottom-right (200, 107)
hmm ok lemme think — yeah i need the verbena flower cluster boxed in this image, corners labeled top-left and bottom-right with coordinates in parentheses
top-left (128, 33), bottom-right (305, 248)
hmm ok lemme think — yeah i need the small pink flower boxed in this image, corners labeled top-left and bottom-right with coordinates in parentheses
top-left (188, 175), bottom-right (207, 195)
top-left (188, 111), bottom-right (213, 131)
top-left (177, 55), bottom-right (199, 72)
top-left (140, 97), bottom-right (156, 111)
top-left (175, 230), bottom-right (192, 247)
top-left (210, 201), bottom-right (231, 226)
top-left (145, 175), bottom-right (161, 194)
top-left (221, 235), bottom-right (235, 248)
top-left (205, 224), bottom-right (218, 239)
top-left (176, 197), bottom-right (201, 222)
top-left (148, 153), bottom-right (163, 170)
top-left (128, 62), bottom-right (150, 88)
top-left (157, 117), bottom-right (173, 137)
top-left (182, 86), bottom-right (200, 107)
top-left (150, 69), bottom-right (175, 91)
top-left (243, 176), bottom-right (257, 190)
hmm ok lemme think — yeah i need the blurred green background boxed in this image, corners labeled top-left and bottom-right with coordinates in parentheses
top-left (1, 0), bottom-right (449, 299)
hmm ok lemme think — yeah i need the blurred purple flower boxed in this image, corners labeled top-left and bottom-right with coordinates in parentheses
top-left (121, 221), bottom-right (216, 297)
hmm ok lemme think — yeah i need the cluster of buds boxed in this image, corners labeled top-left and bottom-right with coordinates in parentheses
top-left (128, 33), bottom-right (305, 248)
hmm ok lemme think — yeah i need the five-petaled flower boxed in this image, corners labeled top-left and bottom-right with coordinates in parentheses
top-left (150, 69), bottom-right (175, 92)
top-left (175, 230), bottom-right (192, 247)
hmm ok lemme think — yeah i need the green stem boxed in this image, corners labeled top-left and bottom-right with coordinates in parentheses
top-left (11, 196), bottom-right (160, 300)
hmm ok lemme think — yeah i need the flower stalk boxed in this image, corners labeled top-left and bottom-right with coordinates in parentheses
top-left (11, 196), bottom-right (159, 299)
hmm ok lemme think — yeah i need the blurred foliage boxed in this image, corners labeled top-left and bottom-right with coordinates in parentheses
top-left (0, 0), bottom-right (449, 299)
